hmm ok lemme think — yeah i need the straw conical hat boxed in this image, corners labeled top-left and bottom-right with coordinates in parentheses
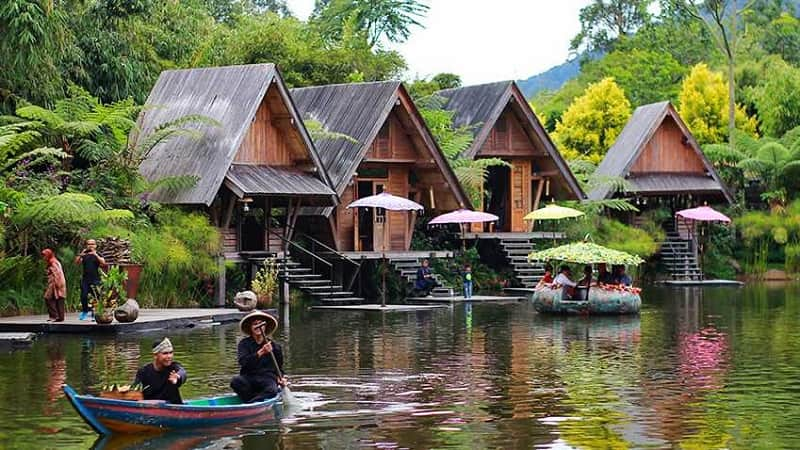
top-left (239, 310), bottom-right (278, 336)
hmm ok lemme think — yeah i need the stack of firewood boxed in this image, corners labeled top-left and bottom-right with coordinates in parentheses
top-left (95, 237), bottom-right (132, 265)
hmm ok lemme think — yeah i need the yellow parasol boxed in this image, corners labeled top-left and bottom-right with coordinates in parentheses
top-left (523, 203), bottom-right (585, 221)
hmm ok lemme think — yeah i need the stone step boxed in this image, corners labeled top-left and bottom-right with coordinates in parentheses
top-left (501, 242), bottom-right (536, 249)
top-left (307, 291), bottom-right (356, 298)
top-left (278, 267), bottom-right (312, 274)
top-left (293, 279), bottom-right (337, 286)
top-left (302, 284), bottom-right (343, 291)
top-left (504, 248), bottom-right (533, 256)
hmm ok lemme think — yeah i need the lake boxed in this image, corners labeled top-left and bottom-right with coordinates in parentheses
top-left (2, 284), bottom-right (799, 449)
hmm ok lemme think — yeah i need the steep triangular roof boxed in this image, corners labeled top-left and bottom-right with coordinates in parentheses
top-left (436, 81), bottom-right (585, 200)
top-left (291, 81), bottom-right (470, 207)
top-left (588, 101), bottom-right (733, 203)
top-left (137, 64), bottom-right (334, 205)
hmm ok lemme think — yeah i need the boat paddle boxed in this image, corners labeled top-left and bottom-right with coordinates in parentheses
top-left (258, 323), bottom-right (295, 405)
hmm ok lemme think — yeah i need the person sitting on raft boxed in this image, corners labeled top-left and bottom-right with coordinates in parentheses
top-left (553, 265), bottom-right (577, 299)
top-left (612, 265), bottom-right (632, 286)
top-left (133, 337), bottom-right (187, 404)
top-left (231, 310), bottom-right (287, 403)
top-left (536, 264), bottom-right (554, 289)
top-left (597, 263), bottom-right (614, 285)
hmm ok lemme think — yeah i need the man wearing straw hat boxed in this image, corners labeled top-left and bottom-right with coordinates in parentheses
top-left (231, 310), bottom-right (287, 403)
top-left (133, 337), bottom-right (187, 404)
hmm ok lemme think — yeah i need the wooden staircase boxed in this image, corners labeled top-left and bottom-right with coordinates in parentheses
top-left (658, 229), bottom-right (703, 281)
top-left (499, 237), bottom-right (545, 288)
top-left (388, 257), bottom-right (455, 297)
top-left (276, 258), bottom-right (365, 305)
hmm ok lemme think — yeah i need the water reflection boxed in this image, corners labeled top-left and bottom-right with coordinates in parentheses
top-left (2, 285), bottom-right (800, 448)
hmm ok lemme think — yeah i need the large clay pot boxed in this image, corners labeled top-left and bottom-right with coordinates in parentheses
top-left (95, 310), bottom-right (114, 324)
top-left (234, 291), bottom-right (257, 311)
top-left (114, 299), bottom-right (140, 323)
top-left (119, 263), bottom-right (143, 299)
top-left (257, 293), bottom-right (272, 308)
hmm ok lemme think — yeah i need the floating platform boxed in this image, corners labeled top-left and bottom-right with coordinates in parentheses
top-left (0, 309), bottom-right (251, 334)
top-left (0, 332), bottom-right (36, 350)
top-left (658, 279), bottom-right (745, 287)
top-left (310, 304), bottom-right (449, 311)
top-left (406, 295), bottom-right (526, 303)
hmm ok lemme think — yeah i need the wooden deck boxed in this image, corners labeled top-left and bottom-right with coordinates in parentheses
top-left (310, 304), bottom-right (449, 311)
top-left (463, 232), bottom-right (565, 240)
top-left (406, 295), bottom-right (527, 303)
top-left (337, 250), bottom-right (453, 260)
top-left (0, 308), bottom-right (253, 334)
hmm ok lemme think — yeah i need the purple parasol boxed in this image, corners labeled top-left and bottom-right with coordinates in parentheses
top-left (428, 209), bottom-right (499, 225)
top-left (676, 206), bottom-right (731, 223)
top-left (346, 192), bottom-right (423, 211)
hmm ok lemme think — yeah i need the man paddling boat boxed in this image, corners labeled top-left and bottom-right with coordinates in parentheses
top-left (231, 311), bottom-right (287, 403)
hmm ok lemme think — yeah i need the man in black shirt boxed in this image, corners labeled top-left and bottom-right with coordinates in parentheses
top-left (74, 239), bottom-right (106, 320)
top-left (133, 337), bottom-right (187, 404)
top-left (230, 311), bottom-right (286, 403)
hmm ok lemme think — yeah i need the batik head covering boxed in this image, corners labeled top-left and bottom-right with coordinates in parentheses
top-left (152, 337), bottom-right (173, 354)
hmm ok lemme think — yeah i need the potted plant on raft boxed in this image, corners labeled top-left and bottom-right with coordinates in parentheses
top-left (251, 258), bottom-right (278, 307)
top-left (91, 265), bottom-right (127, 324)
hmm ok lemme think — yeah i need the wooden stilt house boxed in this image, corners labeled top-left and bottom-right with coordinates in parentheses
top-left (290, 81), bottom-right (470, 252)
top-left (436, 81), bottom-right (585, 233)
top-left (587, 101), bottom-right (733, 281)
top-left (137, 64), bottom-right (337, 258)
top-left (587, 101), bottom-right (733, 207)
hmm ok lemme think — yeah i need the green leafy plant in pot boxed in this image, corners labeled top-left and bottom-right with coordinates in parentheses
top-left (91, 266), bottom-right (128, 324)
top-left (251, 259), bottom-right (278, 307)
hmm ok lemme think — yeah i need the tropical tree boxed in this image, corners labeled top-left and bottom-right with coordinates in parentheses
top-left (553, 78), bottom-right (632, 164)
top-left (678, 63), bottom-right (757, 145)
top-left (752, 59), bottom-right (800, 137)
top-left (312, 0), bottom-right (429, 46)
top-left (762, 12), bottom-right (800, 65)
top-left (667, 0), bottom-right (759, 147)
top-left (738, 141), bottom-right (800, 210)
top-left (570, 0), bottom-right (654, 53)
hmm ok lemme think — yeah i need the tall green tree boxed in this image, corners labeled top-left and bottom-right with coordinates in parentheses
top-left (752, 59), bottom-right (800, 137)
top-left (553, 78), bottom-right (632, 164)
top-left (312, 0), bottom-right (429, 46)
top-left (570, 0), bottom-right (653, 52)
top-left (668, 0), bottom-right (759, 148)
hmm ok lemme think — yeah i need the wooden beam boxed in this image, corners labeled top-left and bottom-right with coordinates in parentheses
top-left (530, 178), bottom-right (545, 231)
top-left (222, 192), bottom-right (236, 229)
top-left (407, 211), bottom-right (417, 250)
top-left (287, 198), bottom-right (302, 242)
top-left (363, 158), bottom-right (418, 164)
top-left (265, 197), bottom-right (272, 252)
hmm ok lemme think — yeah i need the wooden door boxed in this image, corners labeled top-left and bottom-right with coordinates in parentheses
top-left (510, 160), bottom-right (531, 232)
top-left (373, 183), bottom-right (387, 251)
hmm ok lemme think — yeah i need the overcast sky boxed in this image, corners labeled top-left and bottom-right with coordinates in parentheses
top-left (285, 0), bottom-right (589, 86)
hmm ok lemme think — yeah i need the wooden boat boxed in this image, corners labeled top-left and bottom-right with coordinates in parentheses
top-left (63, 384), bottom-right (281, 435)
top-left (531, 286), bottom-right (641, 315)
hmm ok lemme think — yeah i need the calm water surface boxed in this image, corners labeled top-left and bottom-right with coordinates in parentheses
top-left (2, 284), bottom-right (800, 449)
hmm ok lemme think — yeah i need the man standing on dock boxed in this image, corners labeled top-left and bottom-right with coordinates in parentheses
top-left (134, 338), bottom-right (187, 404)
top-left (74, 239), bottom-right (105, 321)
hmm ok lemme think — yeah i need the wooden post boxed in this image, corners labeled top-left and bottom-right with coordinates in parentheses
top-left (265, 197), bottom-right (272, 252)
top-left (530, 177), bottom-right (545, 231)
top-left (215, 256), bottom-right (226, 307)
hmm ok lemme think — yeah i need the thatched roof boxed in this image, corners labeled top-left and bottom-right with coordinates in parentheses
top-left (436, 81), bottom-right (585, 199)
top-left (587, 101), bottom-right (733, 203)
top-left (137, 64), bottom-right (334, 206)
top-left (291, 81), bottom-right (469, 206)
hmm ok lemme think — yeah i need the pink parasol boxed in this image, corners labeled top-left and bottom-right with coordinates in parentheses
top-left (676, 206), bottom-right (731, 223)
top-left (346, 192), bottom-right (423, 211)
top-left (428, 209), bottom-right (499, 225)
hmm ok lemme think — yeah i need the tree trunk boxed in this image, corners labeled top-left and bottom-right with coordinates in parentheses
top-left (728, 0), bottom-right (737, 150)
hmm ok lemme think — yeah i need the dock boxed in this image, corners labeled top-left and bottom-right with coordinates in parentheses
top-left (406, 295), bottom-right (527, 303)
top-left (0, 309), bottom-right (251, 334)
top-left (310, 304), bottom-right (449, 311)
top-left (658, 279), bottom-right (745, 287)
top-left (0, 332), bottom-right (36, 350)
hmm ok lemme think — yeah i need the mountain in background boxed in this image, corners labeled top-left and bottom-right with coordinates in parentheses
top-left (517, 58), bottom-right (581, 99)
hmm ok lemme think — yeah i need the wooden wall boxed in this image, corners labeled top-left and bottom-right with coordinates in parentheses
top-left (234, 85), bottom-right (304, 166)
top-left (510, 160), bottom-right (532, 232)
top-left (477, 108), bottom-right (540, 158)
top-left (335, 182), bottom-right (356, 251)
top-left (364, 112), bottom-right (417, 161)
top-left (630, 116), bottom-right (706, 174)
